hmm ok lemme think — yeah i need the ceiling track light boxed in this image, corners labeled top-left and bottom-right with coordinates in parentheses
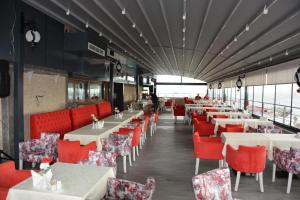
top-left (182, 13), bottom-right (186, 20)
top-left (226, 45), bottom-right (229, 49)
top-left (220, 51), bottom-right (223, 55)
top-left (109, 39), bottom-right (112, 43)
top-left (234, 36), bottom-right (237, 42)
top-left (99, 32), bottom-right (102, 37)
top-left (269, 57), bottom-right (273, 61)
top-left (85, 22), bottom-right (89, 28)
top-left (66, 9), bottom-right (70, 16)
top-left (121, 8), bottom-right (126, 15)
top-left (263, 5), bottom-right (268, 15)
top-left (145, 40), bottom-right (148, 44)
top-left (258, 61), bottom-right (261, 65)
top-left (245, 24), bottom-right (250, 31)
top-left (182, 27), bottom-right (186, 33)
top-left (132, 23), bottom-right (136, 28)
top-left (183, 37), bottom-right (185, 41)
top-left (139, 32), bottom-right (143, 37)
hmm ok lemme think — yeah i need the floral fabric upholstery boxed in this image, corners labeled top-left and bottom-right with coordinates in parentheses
top-left (246, 126), bottom-right (257, 133)
top-left (257, 125), bottom-right (282, 134)
top-left (78, 150), bottom-right (117, 176)
top-left (105, 177), bottom-right (155, 200)
top-left (192, 168), bottom-right (233, 200)
top-left (101, 133), bottom-right (132, 156)
top-left (273, 147), bottom-right (300, 174)
top-left (19, 133), bottom-right (60, 164)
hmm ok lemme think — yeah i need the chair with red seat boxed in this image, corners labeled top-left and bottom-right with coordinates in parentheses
top-left (193, 119), bottom-right (215, 136)
top-left (193, 132), bottom-right (224, 175)
top-left (217, 124), bottom-right (244, 136)
top-left (226, 145), bottom-right (266, 192)
top-left (0, 161), bottom-right (31, 200)
top-left (173, 105), bottom-right (185, 123)
top-left (57, 140), bottom-right (97, 163)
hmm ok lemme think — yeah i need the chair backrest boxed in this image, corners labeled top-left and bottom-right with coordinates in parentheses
top-left (70, 105), bottom-right (98, 129)
top-left (193, 132), bottom-right (201, 157)
top-left (238, 145), bottom-right (266, 172)
top-left (97, 101), bottom-right (112, 119)
top-left (88, 150), bottom-right (117, 167)
top-left (40, 133), bottom-right (60, 145)
top-left (30, 109), bottom-right (72, 139)
top-left (213, 115), bottom-right (228, 119)
top-left (225, 127), bottom-right (244, 133)
top-left (132, 126), bottom-right (141, 147)
top-left (0, 161), bottom-right (15, 187)
top-left (257, 125), bottom-right (282, 134)
top-left (57, 140), bottom-right (96, 163)
top-left (192, 168), bottom-right (233, 200)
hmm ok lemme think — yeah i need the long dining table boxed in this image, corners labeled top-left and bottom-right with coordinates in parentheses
top-left (7, 163), bottom-right (115, 200)
top-left (64, 110), bottom-right (143, 150)
top-left (221, 132), bottom-right (300, 160)
top-left (206, 112), bottom-right (251, 122)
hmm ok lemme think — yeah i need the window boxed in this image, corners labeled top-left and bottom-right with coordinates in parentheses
top-left (90, 82), bottom-right (102, 101)
top-left (127, 76), bottom-right (135, 82)
top-left (231, 87), bottom-right (236, 106)
top-left (236, 87), bottom-right (241, 109)
top-left (292, 83), bottom-right (300, 128)
top-left (253, 86), bottom-right (263, 116)
top-left (75, 81), bottom-right (88, 101)
top-left (182, 77), bottom-right (205, 83)
top-left (247, 86), bottom-right (254, 113)
top-left (67, 81), bottom-right (74, 102)
top-left (263, 85), bottom-right (275, 120)
top-left (156, 85), bottom-right (207, 98)
top-left (240, 87), bottom-right (245, 110)
top-left (275, 84), bottom-right (292, 126)
top-left (156, 75), bottom-right (181, 83)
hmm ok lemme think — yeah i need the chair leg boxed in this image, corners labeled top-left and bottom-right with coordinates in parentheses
top-left (272, 163), bottom-right (276, 182)
top-left (195, 158), bottom-right (200, 175)
top-left (132, 147), bottom-right (136, 162)
top-left (19, 159), bottom-right (23, 170)
top-left (259, 172), bottom-right (264, 193)
top-left (123, 156), bottom-right (127, 173)
top-left (256, 173), bottom-right (258, 181)
top-left (150, 126), bottom-right (153, 136)
top-left (32, 162), bottom-right (36, 168)
top-left (136, 146), bottom-right (139, 157)
top-left (218, 160), bottom-right (223, 168)
top-left (234, 171), bottom-right (241, 192)
top-left (287, 172), bottom-right (293, 194)
top-left (139, 140), bottom-right (142, 150)
top-left (128, 153), bottom-right (132, 167)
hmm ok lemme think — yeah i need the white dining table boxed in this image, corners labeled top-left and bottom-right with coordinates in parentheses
top-left (7, 163), bottom-right (115, 200)
top-left (221, 133), bottom-right (300, 160)
top-left (212, 118), bottom-right (273, 134)
top-left (64, 110), bottom-right (143, 150)
top-left (206, 112), bottom-right (251, 122)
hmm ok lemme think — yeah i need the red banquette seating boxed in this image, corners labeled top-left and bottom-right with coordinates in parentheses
top-left (30, 109), bottom-right (72, 139)
top-left (70, 104), bottom-right (98, 129)
top-left (30, 101), bottom-right (112, 139)
top-left (97, 101), bottom-right (112, 119)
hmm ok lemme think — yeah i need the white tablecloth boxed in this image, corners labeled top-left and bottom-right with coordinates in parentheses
top-left (7, 163), bottom-right (115, 200)
top-left (64, 110), bottom-right (143, 150)
top-left (221, 133), bottom-right (300, 160)
top-left (206, 112), bottom-right (251, 122)
top-left (212, 118), bottom-right (273, 134)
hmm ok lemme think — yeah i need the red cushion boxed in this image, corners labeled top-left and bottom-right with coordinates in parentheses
top-left (97, 101), bottom-right (112, 119)
top-left (57, 140), bottom-right (81, 163)
top-left (0, 188), bottom-right (8, 200)
top-left (70, 105), bottom-right (98, 129)
top-left (30, 109), bottom-right (72, 139)
top-left (78, 142), bottom-right (97, 161)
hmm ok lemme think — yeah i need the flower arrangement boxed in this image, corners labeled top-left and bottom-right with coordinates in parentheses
top-left (91, 114), bottom-right (98, 122)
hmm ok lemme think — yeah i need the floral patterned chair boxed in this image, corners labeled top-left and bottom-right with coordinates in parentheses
top-left (19, 133), bottom-right (60, 169)
top-left (105, 177), bottom-right (155, 200)
top-left (101, 133), bottom-right (132, 173)
top-left (192, 168), bottom-right (233, 200)
top-left (257, 125), bottom-right (282, 134)
top-left (272, 147), bottom-right (300, 194)
top-left (78, 151), bottom-right (117, 176)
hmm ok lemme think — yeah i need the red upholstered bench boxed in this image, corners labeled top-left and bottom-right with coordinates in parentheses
top-left (30, 109), bottom-right (72, 139)
top-left (97, 101), bottom-right (112, 119)
top-left (70, 104), bottom-right (98, 129)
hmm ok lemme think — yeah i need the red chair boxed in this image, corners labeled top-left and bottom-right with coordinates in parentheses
top-left (191, 112), bottom-right (206, 122)
top-left (213, 115), bottom-right (228, 119)
top-left (57, 140), bottom-right (97, 163)
top-left (226, 145), bottom-right (266, 192)
top-left (0, 161), bottom-right (31, 200)
top-left (217, 124), bottom-right (244, 136)
top-left (193, 119), bottom-right (215, 136)
top-left (173, 105), bottom-right (185, 123)
top-left (193, 132), bottom-right (224, 175)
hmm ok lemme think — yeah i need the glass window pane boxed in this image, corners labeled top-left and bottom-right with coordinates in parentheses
top-left (246, 86), bottom-right (253, 113)
top-left (156, 85), bottom-right (207, 98)
top-left (253, 86), bottom-right (263, 116)
top-left (240, 87), bottom-right (245, 110)
top-left (254, 86), bottom-right (263, 102)
top-left (182, 77), bottom-right (205, 83)
top-left (68, 81), bottom-right (74, 101)
top-left (156, 75), bottom-right (181, 83)
top-left (292, 83), bottom-right (300, 128)
top-left (231, 87), bottom-right (236, 104)
top-left (264, 85), bottom-right (275, 103)
top-left (275, 84), bottom-right (292, 126)
top-left (90, 83), bottom-right (101, 101)
top-left (236, 87), bottom-right (241, 109)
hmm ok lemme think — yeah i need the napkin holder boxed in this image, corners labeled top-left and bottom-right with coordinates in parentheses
top-left (93, 121), bottom-right (104, 129)
top-left (31, 169), bottom-right (53, 190)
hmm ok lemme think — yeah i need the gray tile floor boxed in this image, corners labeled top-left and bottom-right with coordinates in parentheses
top-left (117, 113), bottom-right (300, 200)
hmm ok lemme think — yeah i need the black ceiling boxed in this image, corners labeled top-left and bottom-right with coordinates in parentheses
top-left (23, 0), bottom-right (300, 82)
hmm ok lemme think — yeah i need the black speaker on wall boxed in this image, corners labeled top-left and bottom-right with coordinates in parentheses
top-left (0, 60), bottom-right (10, 98)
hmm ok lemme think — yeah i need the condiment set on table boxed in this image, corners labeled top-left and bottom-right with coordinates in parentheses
top-left (91, 114), bottom-right (104, 129)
